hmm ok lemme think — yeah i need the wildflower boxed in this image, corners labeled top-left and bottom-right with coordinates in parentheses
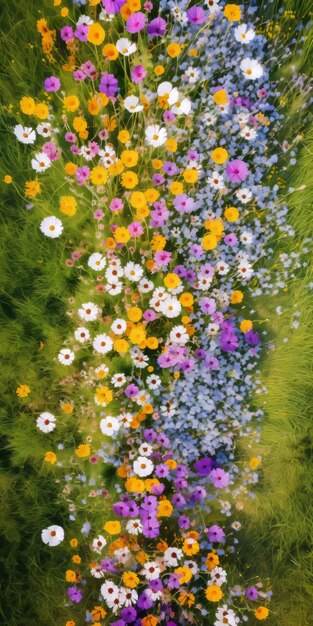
top-left (59, 196), bottom-right (77, 217)
top-left (223, 4), bottom-right (241, 21)
top-left (43, 76), bottom-right (60, 91)
top-left (240, 57), bottom-right (263, 80)
top-left (36, 412), bottom-right (56, 433)
top-left (255, 607), bottom-right (270, 620)
top-left (145, 124), bottom-right (167, 148)
top-left (87, 23), bottom-right (105, 45)
top-left (41, 525), bottom-right (64, 546)
top-left (58, 348), bottom-right (75, 365)
top-left (75, 444), bottom-right (90, 458)
top-left (31, 152), bottom-right (51, 172)
top-left (16, 384), bottom-right (31, 397)
top-left (4, 175), bottom-right (12, 184)
top-left (14, 124), bottom-right (36, 144)
top-left (124, 95), bottom-right (143, 113)
top-left (211, 147), bottom-right (229, 164)
top-left (226, 159), bottom-right (249, 183)
top-left (206, 584), bottom-right (224, 602)
top-left (116, 37), bottom-right (137, 55)
top-left (20, 96), bottom-right (36, 115)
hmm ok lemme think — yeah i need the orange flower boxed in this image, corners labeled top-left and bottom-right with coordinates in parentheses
top-left (16, 384), bottom-right (31, 397)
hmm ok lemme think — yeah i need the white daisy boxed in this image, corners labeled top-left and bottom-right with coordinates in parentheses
top-left (215, 606), bottom-right (240, 626)
top-left (157, 81), bottom-right (179, 106)
top-left (169, 324), bottom-right (189, 345)
top-left (88, 252), bottom-right (106, 271)
top-left (184, 560), bottom-right (199, 575)
top-left (234, 23), bottom-right (255, 44)
top-left (240, 126), bottom-right (257, 140)
top-left (196, 276), bottom-right (213, 291)
top-left (90, 564), bottom-right (105, 578)
top-left (31, 151), bottom-right (51, 172)
top-left (133, 456), bottom-right (154, 477)
top-left (235, 188), bottom-right (253, 204)
top-left (171, 98), bottom-right (192, 116)
top-left (41, 525), bottom-right (64, 547)
top-left (14, 124), bottom-right (36, 144)
top-left (57, 348), bottom-right (75, 365)
top-left (99, 144), bottom-right (117, 167)
top-left (146, 373), bottom-right (161, 389)
top-left (106, 281), bottom-right (123, 296)
top-left (101, 580), bottom-right (119, 602)
top-left (204, 111), bottom-right (217, 126)
top-left (164, 547), bottom-right (183, 567)
top-left (138, 442), bottom-right (153, 457)
top-left (105, 264), bottom-right (124, 281)
top-left (95, 363), bottom-right (109, 378)
top-left (240, 57), bottom-right (263, 80)
top-left (159, 297), bottom-right (181, 318)
top-left (237, 256), bottom-right (254, 280)
top-left (111, 373), bottom-right (126, 387)
top-left (78, 302), bottom-right (100, 322)
top-left (77, 14), bottom-right (94, 26)
top-left (216, 260), bottom-right (230, 275)
top-left (100, 416), bottom-right (120, 437)
top-left (235, 111), bottom-right (250, 125)
top-left (207, 171), bottom-right (225, 190)
top-left (131, 349), bottom-right (149, 368)
top-left (206, 0), bottom-right (220, 15)
top-left (40, 216), bottom-right (63, 239)
top-left (126, 519), bottom-right (142, 535)
top-left (185, 66), bottom-right (200, 83)
top-left (124, 95), bottom-right (143, 113)
top-left (211, 566), bottom-right (227, 586)
top-left (141, 561), bottom-right (161, 580)
top-left (116, 37), bottom-right (137, 56)
top-left (93, 333), bottom-right (113, 354)
top-left (111, 319), bottom-right (127, 335)
top-left (145, 124), bottom-right (167, 148)
top-left (124, 261), bottom-right (144, 282)
top-left (92, 534), bottom-right (107, 554)
top-left (74, 327), bottom-right (90, 343)
top-left (36, 411), bottom-right (56, 433)
top-left (138, 278), bottom-right (154, 293)
top-left (240, 231), bottom-right (254, 245)
top-left (37, 122), bottom-right (52, 137)
top-left (207, 323), bottom-right (220, 335)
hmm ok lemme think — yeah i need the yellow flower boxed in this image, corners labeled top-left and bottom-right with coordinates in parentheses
top-left (118, 129), bottom-right (130, 143)
top-left (75, 444), bottom-right (90, 458)
top-left (164, 273), bottom-right (181, 289)
top-left (122, 571), bottom-right (140, 588)
top-left (183, 538), bottom-right (200, 556)
top-left (121, 149), bottom-right (138, 167)
top-left (230, 290), bottom-right (243, 304)
top-left (130, 191), bottom-right (147, 210)
top-left (166, 138), bottom-right (177, 152)
top-left (129, 326), bottom-right (146, 345)
top-left (249, 457), bottom-right (261, 470)
top-left (44, 451), bottom-right (57, 464)
top-left (114, 227), bottom-right (131, 244)
top-left (66, 621), bottom-right (76, 626)
top-left (183, 168), bottom-right (198, 183)
top-left (114, 338), bottom-right (129, 353)
top-left (102, 43), bottom-right (118, 60)
top-left (224, 4), bottom-right (241, 21)
top-left (146, 337), bottom-right (158, 350)
top-left (87, 23), bottom-right (105, 45)
top-left (20, 97), bottom-right (36, 115)
top-left (4, 175), bottom-right (12, 184)
top-left (154, 65), bottom-right (165, 76)
top-left (127, 307), bottom-right (142, 322)
top-left (205, 584), bottom-right (224, 602)
top-left (174, 566), bottom-right (192, 584)
top-left (151, 234), bottom-right (166, 251)
top-left (60, 7), bottom-right (69, 17)
top-left (136, 205), bottom-right (150, 220)
top-left (24, 180), bottom-right (41, 197)
top-left (255, 607), bottom-right (269, 620)
top-left (170, 181), bottom-right (184, 195)
top-left (104, 520), bottom-right (121, 535)
top-left (240, 319), bottom-right (253, 333)
top-left (125, 477), bottom-right (145, 493)
top-left (127, 0), bottom-right (141, 11)
top-left (211, 147), bottom-right (229, 164)
top-left (167, 42), bottom-right (181, 58)
top-left (91, 607), bottom-right (107, 621)
top-left (69, 538), bottom-right (78, 548)
top-left (202, 233), bottom-right (218, 251)
top-left (87, 96), bottom-right (101, 116)
top-left (109, 160), bottom-right (124, 177)
top-left (90, 166), bottom-right (108, 186)
top-left (35, 103), bottom-right (49, 119)
top-left (224, 206), bottom-right (239, 222)
top-left (73, 116), bottom-right (87, 133)
top-left (95, 386), bottom-right (113, 405)
top-left (206, 552), bottom-right (219, 571)
top-left (64, 95), bottom-right (80, 112)
top-left (144, 188), bottom-right (160, 203)
top-left (178, 591), bottom-right (195, 607)
top-left (64, 162), bottom-right (77, 176)
top-left (60, 196), bottom-right (77, 217)
top-left (61, 401), bottom-right (74, 414)
top-left (205, 218), bottom-right (224, 237)
top-left (142, 617), bottom-right (159, 626)
top-left (16, 384), bottom-right (31, 397)
top-left (65, 570), bottom-right (76, 582)
top-left (72, 554), bottom-right (81, 564)
top-left (145, 478), bottom-right (160, 492)
top-left (157, 499), bottom-right (173, 517)
top-left (213, 89), bottom-right (228, 105)
top-left (179, 292), bottom-right (194, 307)
top-left (121, 171), bottom-right (138, 189)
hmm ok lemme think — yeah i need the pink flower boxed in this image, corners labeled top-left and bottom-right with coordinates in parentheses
top-left (126, 12), bottom-right (147, 33)
top-left (209, 468), bottom-right (230, 488)
top-left (131, 64), bottom-right (147, 84)
top-left (128, 221), bottom-right (144, 237)
top-left (110, 197), bottom-right (124, 212)
top-left (226, 159), bottom-right (250, 183)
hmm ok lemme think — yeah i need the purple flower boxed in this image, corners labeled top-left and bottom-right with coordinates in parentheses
top-left (245, 330), bottom-right (260, 346)
top-left (194, 456), bottom-right (214, 476)
top-left (199, 297), bottom-right (216, 315)
top-left (75, 24), bottom-right (88, 42)
top-left (209, 468), bottom-right (230, 488)
top-left (44, 76), bottom-right (60, 92)
top-left (143, 309), bottom-right (157, 322)
top-left (246, 586), bottom-right (259, 601)
top-left (144, 428), bottom-right (157, 442)
top-left (125, 384), bottom-right (139, 398)
top-left (226, 159), bottom-right (250, 183)
top-left (126, 12), bottom-right (147, 33)
top-left (172, 493), bottom-right (186, 507)
top-left (150, 578), bottom-right (163, 591)
top-left (61, 26), bottom-right (74, 41)
top-left (121, 607), bottom-right (137, 623)
top-left (187, 6), bottom-right (207, 24)
top-left (224, 233), bottom-right (238, 246)
top-left (207, 524), bottom-right (225, 542)
top-left (178, 515), bottom-right (191, 529)
top-left (155, 463), bottom-right (170, 478)
top-left (102, 0), bottom-right (126, 12)
top-left (76, 166), bottom-right (90, 185)
top-left (101, 558), bottom-right (119, 574)
top-left (146, 17), bottom-right (167, 37)
top-left (163, 110), bottom-right (175, 124)
top-left (173, 194), bottom-right (194, 214)
top-left (152, 173), bottom-right (165, 186)
top-left (138, 590), bottom-right (154, 610)
top-left (131, 64), bottom-right (146, 84)
top-left (205, 356), bottom-right (219, 370)
top-left (163, 161), bottom-right (179, 176)
top-left (166, 574), bottom-right (180, 589)
top-left (67, 586), bottom-right (83, 603)
top-left (99, 73), bottom-right (119, 97)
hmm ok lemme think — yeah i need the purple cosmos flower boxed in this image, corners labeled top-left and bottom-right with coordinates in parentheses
top-left (101, 558), bottom-right (119, 574)
top-left (207, 524), bottom-right (225, 542)
top-left (163, 161), bottom-right (180, 176)
top-left (44, 76), bottom-right (60, 92)
top-left (65, 132), bottom-right (76, 143)
top-left (187, 149), bottom-right (199, 161)
top-left (174, 265), bottom-right (187, 278)
top-left (102, 0), bottom-right (126, 12)
top-left (126, 12), bottom-right (147, 33)
top-left (187, 6), bottom-right (207, 24)
top-left (125, 384), bottom-right (139, 398)
top-left (131, 64), bottom-right (146, 84)
top-left (172, 493), bottom-right (186, 506)
top-left (73, 70), bottom-right (86, 81)
top-left (144, 428), bottom-right (157, 442)
top-left (178, 515), bottom-right (191, 529)
top-left (75, 24), bottom-right (88, 42)
top-left (146, 17), bottom-right (167, 37)
top-left (121, 607), bottom-right (137, 623)
top-left (76, 166), bottom-right (90, 185)
top-left (199, 297), bottom-right (216, 315)
top-left (245, 330), bottom-right (260, 346)
top-left (138, 590), bottom-right (154, 610)
top-left (155, 463), bottom-right (170, 478)
top-left (246, 586), bottom-right (259, 601)
top-left (194, 456), bottom-right (214, 476)
top-left (163, 110), bottom-right (175, 124)
top-left (205, 356), bottom-right (219, 370)
top-left (151, 483), bottom-right (165, 495)
top-left (99, 73), bottom-right (119, 97)
top-left (190, 244), bottom-right (203, 258)
top-left (173, 194), bottom-right (194, 214)
top-left (154, 250), bottom-right (172, 266)
top-left (226, 159), bottom-right (250, 183)
top-left (209, 468), bottom-right (230, 488)
top-left (152, 173), bottom-right (165, 186)
top-left (81, 61), bottom-right (97, 79)
top-left (61, 26), bottom-right (74, 41)
top-left (157, 433), bottom-right (170, 447)
top-left (67, 586), bottom-right (83, 603)
top-left (150, 578), bottom-right (163, 592)
top-left (166, 574), bottom-right (180, 589)
top-left (143, 309), bottom-right (157, 322)
top-left (224, 233), bottom-right (238, 246)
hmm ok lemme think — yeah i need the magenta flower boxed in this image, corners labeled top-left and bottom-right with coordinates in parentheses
top-left (128, 221), bottom-right (144, 237)
top-left (126, 12), bottom-right (147, 33)
top-left (146, 17), bottom-right (167, 37)
top-left (44, 76), bottom-right (60, 92)
top-left (60, 25), bottom-right (74, 41)
top-left (131, 64), bottom-right (147, 84)
top-left (207, 524), bottom-right (225, 542)
top-left (99, 73), bottom-right (119, 97)
top-left (226, 159), bottom-right (250, 183)
top-left (187, 6), bottom-right (207, 24)
top-left (102, 0), bottom-right (126, 13)
top-left (209, 468), bottom-right (230, 488)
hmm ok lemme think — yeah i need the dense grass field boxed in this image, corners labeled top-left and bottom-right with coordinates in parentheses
top-left (0, 1), bottom-right (312, 625)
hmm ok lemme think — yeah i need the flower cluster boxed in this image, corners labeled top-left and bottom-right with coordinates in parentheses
top-left (11, 0), bottom-right (306, 624)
